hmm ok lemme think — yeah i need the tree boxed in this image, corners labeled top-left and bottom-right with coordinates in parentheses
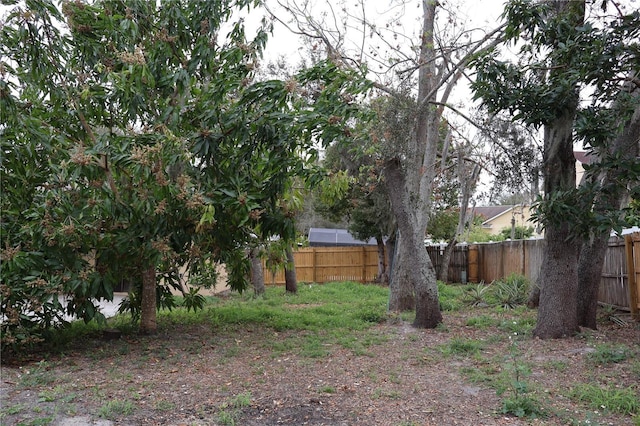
top-left (318, 135), bottom-right (394, 284)
top-left (1, 0), bottom-right (369, 348)
top-left (270, 0), bottom-right (504, 327)
top-left (472, 0), bottom-right (640, 337)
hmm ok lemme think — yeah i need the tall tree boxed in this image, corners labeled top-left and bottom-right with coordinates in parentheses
top-left (1, 0), bottom-right (368, 347)
top-left (472, 0), bottom-right (640, 337)
top-left (271, 0), bottom-right (504, 327)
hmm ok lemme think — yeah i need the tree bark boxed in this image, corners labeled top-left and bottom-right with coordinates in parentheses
top-left (249, 247), bottom-right (265, 296)
top-left (387, 231), bottom-right (415, 311)
top-left (438, 238), bottom-right (456, 283)
top-left (284, 245), bottom-right (297, 294)
top-left (533, 108), bottom-right (581, 337)
top-left (577, 90), bottom-right (640, 328)
top-left (533, 107), bottom-right (581, 338)
top-left (140, 265), bottom-right (157, 335)
top-left (532, 0), bottom-right (585, 339)
top-left (375, 237), bottom-right (388, 284)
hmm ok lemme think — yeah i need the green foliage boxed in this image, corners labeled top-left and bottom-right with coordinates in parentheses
top-left (493, 274), bottom-right (530, 309)
top-left (427, 209), bottom-right (459, 242)
top-left (498, 340), bottom-right (545, 419)
top-left (499, 226), bottom-right (534, 240)
top-left (97, 399), bottom-right (135, 419)
top-left (182, 287), bottom-right (207, 313)
top-left (438, 338), bottom-right (485, 357)
top-left (437, 282), bottom-right (465, 311)
top-left (463, 283), bottom-right (491, 307)
top-left (1, 0), bottom-right (371, 349)
top-left (465, 315), bottom-right (498, 329)
top-left (586, 344), bottom-right (631, 366)
top-left (569, 384), bottom-right (639, 415)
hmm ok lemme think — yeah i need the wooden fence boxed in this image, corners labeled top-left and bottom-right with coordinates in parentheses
top-left (264, 233), bottom-right (640, 314)
top-left (470, 234), bottom-right (640, 314)
top-left (263, 246), bottom-right (381, 285)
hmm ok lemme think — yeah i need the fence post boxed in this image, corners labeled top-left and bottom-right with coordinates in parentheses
top-left (626, 235), bottom-right (639, 320)
top-left (361, 246), bottom-right (366, 283)
top-left (312, 248), bottom-right (317, 284)
top-left (468, 244), bottom-right (479, 283)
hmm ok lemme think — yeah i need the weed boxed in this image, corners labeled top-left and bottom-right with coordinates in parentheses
top-left (155, 400), bottom-right (176, 411)
top-left (18, 361), bottom-right (56, 387)
top-left (498, 339), bottom-right (544, 418)
top-left (217, 393), bottom-right (252, 426)
top-left (1, 403), bottom-right (27, 415)
top-left (97, 399), bottom-right (135, 419)
top-left (319, 385), bottom-right (336, 394)
top-left (493, 274), bottom-right (529, 309)
top-left (231, 392), bottom-right (251, 408)
top-left (569, 383), bottom-right (639, 415)
top-left (372, 388), bottom-right (402, 399)
top-left (465, 315), bottom-right (497, 328)
top-left (497, 316), bottom-right (536, 336)
top-left (463, 282), bottom-right (491, 307)
top-left (586, 344), bottom-right (631, 365)
top-left (438, 337), bottom-right (485, 357)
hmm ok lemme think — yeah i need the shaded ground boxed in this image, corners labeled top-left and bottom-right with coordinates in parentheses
top-left (1, 299), bottom-right (639, 426)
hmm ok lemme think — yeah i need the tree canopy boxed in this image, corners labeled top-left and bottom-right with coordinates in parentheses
top-left (1, 0), bottom-right (369, 348)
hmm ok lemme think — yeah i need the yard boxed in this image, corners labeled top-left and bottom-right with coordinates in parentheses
top-left (1, 281), bottom-right (639, 426)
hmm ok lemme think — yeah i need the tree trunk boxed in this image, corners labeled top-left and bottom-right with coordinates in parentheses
top-left (284, 245), bottom-right (297, 294)
top-left (533, 223), bottom-right (579, 338)
top-left (576, 236), bottom-right (608, 329)
top-left (249, 247), bottom-right (265, 296)
top-left (375, 237), bottom-right (388, 285)
top-left (532, 0), bottom-right (585, 339)
top-left (388, 231), bottom-right (415, 311)
top-left (140, 265), bottom-right (157, 335)
top-left (438, 239), bottom-right (455, 283)
top-left (533, 108), bottom-right (580, 337)
top-left (577, 89), bottom-right (640, 328)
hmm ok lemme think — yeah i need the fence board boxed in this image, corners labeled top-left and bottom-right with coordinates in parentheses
top-left (263, 246), bottom-right (381, 285)
top-left (425, 244), bottom-right (469, 283)
top-left (258, 233), bottom-right (640, 313)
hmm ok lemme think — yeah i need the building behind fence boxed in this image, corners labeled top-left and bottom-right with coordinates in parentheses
top-left (270, 233), bottom-right (640, 315)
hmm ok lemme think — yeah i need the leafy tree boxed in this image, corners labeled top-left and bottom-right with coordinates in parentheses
top-left (271, 0), bottom-right (505, 327)
top-left (472, 0), bottom-right (640, 337)
top-left (1, 0), bottom-right (368, 348)
top-left (499, 226), bottom-right (534, 241)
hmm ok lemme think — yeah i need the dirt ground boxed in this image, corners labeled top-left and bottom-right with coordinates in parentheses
top-left (1, 302), bottom-right (639, 426)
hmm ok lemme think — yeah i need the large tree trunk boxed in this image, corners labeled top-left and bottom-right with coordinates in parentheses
top-left (532, 0), bottom-right (585, 339)
top-left (576, 236), bottom-right (608, 329)
top-left (249, 247), bottom-right (265, 296)
top-left (534, 223), bottom-right (579, 338)
top-left (577, 90), bottom-right (640, 328)
top-left (385, 159), bottom-right (442, 327)
top-left (533, 109), bottom-right (581, 338)
top-left (388, 231), bottom-right (415, 311)
top-left (140, 265), bottom-right (157, 335)
top-left (284, 245), bottom-right (297, 294)
top-left (533, 108), bottom-right (580, 337)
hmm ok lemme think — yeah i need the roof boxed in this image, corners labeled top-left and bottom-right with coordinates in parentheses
top-left (471, 205), bottom-right (515, 223)
top-left (308, 228), bottom-right (377, 246)
top-left (574, 151), bottom-right (592, 165)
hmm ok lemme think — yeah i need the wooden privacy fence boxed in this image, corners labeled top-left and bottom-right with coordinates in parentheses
top-left (471, 234), bottom-right (640, 314)
top-left (263, 246), bottom-right (381, 285)
top-left (263, 233), bottom-right (640, 314)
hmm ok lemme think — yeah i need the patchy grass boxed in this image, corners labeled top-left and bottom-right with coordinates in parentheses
top-left (2, 280), bottom-right (638, 426)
